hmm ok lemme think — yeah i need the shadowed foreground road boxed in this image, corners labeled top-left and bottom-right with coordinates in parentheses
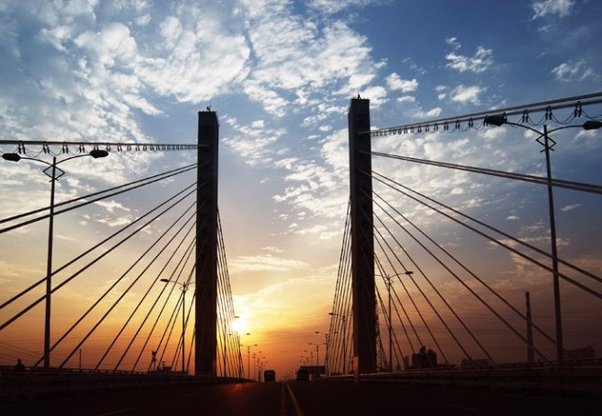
top-left (1, 381), bottom-right (600, 415)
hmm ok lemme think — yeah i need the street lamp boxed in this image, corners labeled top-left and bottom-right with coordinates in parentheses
top-left (329, 312), bottom-right (351, 374)
top-left (309, 330), bottom-right (323, 366)
top-left (484, 115), bottom-right (602, 362)
top-left (224, 315), bottom-right (240, 377)
top-left (255, 353), bottom-right (265, 381)
top-left (2, 149), bottom-right (108, 369)
top-left (244, 338), bottom-right (256, 380)
top-left (376, 271), bottom-right (413, 372)
top-left (252, 350), bottom-right (262, 381)
top-left (161, 278), bottom-right (193, 374)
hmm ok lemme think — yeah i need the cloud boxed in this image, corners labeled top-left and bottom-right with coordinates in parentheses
top-left (271, 129), bottom-right (350, 236)
top-left (360, 85), bottom-right (388, 107)
top-left (412, 106), bottom-right (443, 119)
top-left (450, 84), bottom-right (484, 105)
top-left (435, 85), bottom-right (448, 100)
top-left (446, 46), bottom-right (494, 73)
top-left (96, 216), bottom-right (132, 228)
top-left (263, 246), bottom-right (284, 253)
top-left (228, 254), bottom-right (307, 272)
top-left (95, 200), bottom-right (132, 213)
top-left (307, 0), bottom-right (377, 14)
top-left (291, 223), bottom-right (339, 240)
top-left (445, 37), bottom-right (461, 50)
top-left (232, 271), bottom-right (335, 338)
top-left (386, 73), bottom-right (418, 93)
top-left (0, 14), bottom-right (21, 58)
top-left (241, 1), bottom-right (382, 115)
top-left (222, 117), bottom-right (285, 166)
top-left (396, 95), bottom-right (416, 103)
top-left (551, 60), bottom-right (596, 82)
top-left (134, 14), bottom-right (151, 26)
top-left (0, 3), bottom-right (169, 191)
top-left (74, 22), bottom-right (138, 68)
top-left (138, 6), bottom-right (251, 103)
top-left (532, 0), bottom-right (575, 19)
top-left (561, 203), bottom-right (582, 212)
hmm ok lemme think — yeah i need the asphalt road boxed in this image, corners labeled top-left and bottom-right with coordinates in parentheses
top-left (0, 380), bottom-right (600, 415)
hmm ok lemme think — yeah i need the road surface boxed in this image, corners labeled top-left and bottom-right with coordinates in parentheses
top-left (1, 380), bottom-right (599, 415)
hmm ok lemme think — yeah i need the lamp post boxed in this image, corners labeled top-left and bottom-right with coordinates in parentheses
top-left (329, 312), bottom-right (350, 373)
top-left (2, 149), bottom-right (108, 369)
top-left (253, 350), bottom-right (262, 381)
top-left (484, 116), bottom-right (602, 363)
top-left (256, 353), bottom-right (265, 381)
top-left (223, 315), bottom-right (240, 377)
top-left (376, 271), bottom-right (412, 372)
top-left (245, 339), bottom-right (256, 379)
top-left (309, 330), bottom-right (325, 367)
top-left (161, 278), bottom-right (193, 374)
top-left (323, 332), bottom-right (332, 372)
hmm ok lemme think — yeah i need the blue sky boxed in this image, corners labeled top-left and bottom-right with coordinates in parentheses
top-left (1, 0), bottom-right (601, 375)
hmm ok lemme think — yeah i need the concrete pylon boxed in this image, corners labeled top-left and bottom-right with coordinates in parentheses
top-left (195, 110), bottom-right (218, 377)
top-left (348, 98), bottom-right (377, 374)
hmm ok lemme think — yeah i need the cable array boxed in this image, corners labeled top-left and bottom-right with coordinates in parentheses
top-left (326, 92), bottom-right (601, 371)
top-left (325, 202), bottom-right (353, 375)
top-left (356, 161), bottom-right (601, 367)
top-left (216, 211), bottom-right (244, 377)
top-left (1, 156), bottom-right (241, 375)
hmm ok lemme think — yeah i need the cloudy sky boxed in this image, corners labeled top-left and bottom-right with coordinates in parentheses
top-left (1, 0), bottom-right (601, 377)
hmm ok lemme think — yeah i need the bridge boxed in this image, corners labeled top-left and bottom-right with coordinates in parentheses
top-left (1, 92), bottom-right (601, 412)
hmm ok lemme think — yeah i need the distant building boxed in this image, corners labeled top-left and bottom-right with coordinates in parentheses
top-left (566, 346), bottom-right (596, 360)
top-left (410, 346), bottom-right (437, 369)
top-left (460, 358), bottom-right (493, 369)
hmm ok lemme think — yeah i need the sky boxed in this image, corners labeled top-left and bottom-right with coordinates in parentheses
top-left (1, 0), bottom-right (601, 379)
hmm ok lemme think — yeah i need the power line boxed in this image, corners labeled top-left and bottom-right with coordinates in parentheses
top-left (367, 91), bottom-right (602, 137)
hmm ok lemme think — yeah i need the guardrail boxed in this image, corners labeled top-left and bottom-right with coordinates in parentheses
top-left (0, 367), bottom-right (249, 402)
top-left (320, 364), bottom-right (602, 400)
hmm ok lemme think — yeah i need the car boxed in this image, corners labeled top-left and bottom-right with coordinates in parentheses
top-left (263, 369), bottom-right (276, 382)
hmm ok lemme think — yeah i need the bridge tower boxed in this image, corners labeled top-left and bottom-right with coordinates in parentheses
top-left (195, 110), bottom-right (219, 377)
top-left (348, 98), bottom-right (377, 374)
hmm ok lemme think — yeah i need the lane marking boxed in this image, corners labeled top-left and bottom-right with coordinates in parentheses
top-left (279, 382), bottom-right (288, 416)
top-left (285, 382), bottom-right (305, 416)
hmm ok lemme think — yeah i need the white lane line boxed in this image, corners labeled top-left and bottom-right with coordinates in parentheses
top-left (285, 382), bottom-right (305, 416)
top-left (280, 382), bottom-right (288, 416)
top-left (95, 408), bottom-right (132, 416)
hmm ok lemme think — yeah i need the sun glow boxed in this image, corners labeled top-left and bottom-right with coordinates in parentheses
top-left (232, 314), bottom-right (250, 335)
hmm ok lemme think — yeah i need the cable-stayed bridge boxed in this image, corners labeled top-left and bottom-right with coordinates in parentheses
top-left (1, 93), bottom-right (601, 413)
top-left (325, 93), bottom-right (602, 377)
top-left (1, 112), bottom-right (241, 379)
